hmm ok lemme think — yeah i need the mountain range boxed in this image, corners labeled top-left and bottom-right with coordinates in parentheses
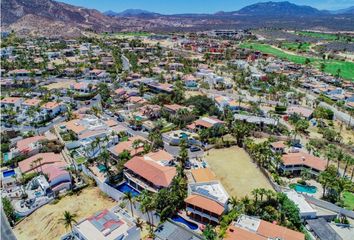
top-left (2, 0), bottom-right (354, 37)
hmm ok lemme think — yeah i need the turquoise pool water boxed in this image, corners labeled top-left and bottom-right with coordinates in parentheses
top-left (97, 165), bottom-right (107, 172)
top-left (135, 116), bottom-right (143, 121)
top-left (295, 184), bottom-right (317, 194)
top-left (180, 132), bottom-right (188, 139)
top-left (116, 183), bottom-right (140, 197)
top-left (171, 215), bottom-right (198, 230)
top-left (3, 153), bottom-right (10, 162)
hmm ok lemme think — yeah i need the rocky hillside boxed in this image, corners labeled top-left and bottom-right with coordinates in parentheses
top-left (2, 0), bottom-right (354, 37)
top-left (1, 0), bottom-right (122, 37)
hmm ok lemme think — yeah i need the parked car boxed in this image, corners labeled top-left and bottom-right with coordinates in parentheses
top-left (190, 146), bottom-right (201, 152)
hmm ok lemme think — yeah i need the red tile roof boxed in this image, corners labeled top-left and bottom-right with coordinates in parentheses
top-left (124, 156), bottom-right (176, 188)
top-left (185, 194), bottom-right (225, 215)
top-left (16, 136), bottom-right (46, 152)
top-left (282, 152), bottom-right (326, 172)
top-left (18, 153), bottom-right (66, 173)
top-left (225, 225), bottom-right (266, 240)
top-left (257, 220), bottom-right (305, 240)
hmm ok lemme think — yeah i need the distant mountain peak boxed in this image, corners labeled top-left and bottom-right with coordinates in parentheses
top-left (103, 8), bottom-right (159, 17)
top-left (234, 1), bottom-right (324, 16)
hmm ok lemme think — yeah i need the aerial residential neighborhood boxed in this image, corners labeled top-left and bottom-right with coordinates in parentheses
top-left (1, 0), bottom-right (354, 240)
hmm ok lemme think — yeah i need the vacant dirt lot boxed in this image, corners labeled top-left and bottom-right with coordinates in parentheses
top-left (205, 146), bottom-right (273, 197)
top-left (14, 187), bottom-right (116, 240)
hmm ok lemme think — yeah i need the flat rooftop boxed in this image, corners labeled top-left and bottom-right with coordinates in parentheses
top-left (189, 181), bottom-right (229, 205)
top-left (75, 209), bottom-right (133, 240)
top-left (284, 190), bottom-right (317, 215)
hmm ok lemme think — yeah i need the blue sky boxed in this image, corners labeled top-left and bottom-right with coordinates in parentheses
top-left (59, 0), bottom-right (354, 13)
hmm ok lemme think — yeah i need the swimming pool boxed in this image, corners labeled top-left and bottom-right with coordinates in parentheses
top-left (97, 165), bottom-right (107, 172)
top-left (171, 215), bottom-right (198, 230)
top-left (116, 183), bottom-right (140, 197)
top-left (180, 132), bottom-right (189, 139)
top-left (3, 169), bottom-right (15, 178)
top-left (35, 191), bottom-right (42, 197)
top-left (295, 184), bottom-right (317, 194)
top-left (3, 153), bottom-right (10, 162)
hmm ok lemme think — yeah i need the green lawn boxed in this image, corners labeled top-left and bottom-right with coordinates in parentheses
top-left (297, 31), bottom-right (353, 42)
top-left (75, 156), bottom-right (86, 164)
top-left (240, 42), bottom-right (354, 81)
top-left (343, 191), bottom-right (354, 210)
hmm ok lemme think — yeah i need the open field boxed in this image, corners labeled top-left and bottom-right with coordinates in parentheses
top-left (205, 146), bottom-right (273, 197)
top-left (240, 42), bottom-right (354, 81)
top-left (44, 79), bottom-right (76, 90)
top-left (297, 31), bottom-right (353, 42)
top-left (14, 187), bottom-right (116, 240)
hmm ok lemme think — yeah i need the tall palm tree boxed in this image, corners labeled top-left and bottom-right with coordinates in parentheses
top-left (36, 157), bottom-right (44, 174)
top-left (251, 189), bottom-right (260, 206)
top-left (335, 149), bottom-right (344, 174)
top-left (123, 191), bottom-right (135, 217)
top-left (343, 154), bottom-right (354, 177)
top-left (228, 196), bottom-right (239, 210)
top-left (58, 211), bottom-right (77, 232)
top-left (325, 144), bottom-right (337, 168)
top-left (135, 217), bottom-right (144, 232)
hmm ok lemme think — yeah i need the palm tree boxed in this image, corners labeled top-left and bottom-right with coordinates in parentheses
top-left (231, 120), bottom-right (253, 147)
top-left (36, 157), bottom-right (44, 174)
top-left (135, 217), bottom-right (144, 231)
top-left (123, 191), bottom-right (135, 217)
top-left (228, 196), bottom-right (239, 210)
top-left (335, 148), bottom-right (344, 174)
top-left (251, 189), bottom-right (260, 206)
top-left (132, 139), bottom-right (144, 155)
top-left (325, 144), bottom-right (337, 168)
top-left (58, 211), bottom-right (77, 232)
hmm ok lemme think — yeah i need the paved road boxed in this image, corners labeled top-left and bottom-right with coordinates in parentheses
top-left (2, 115), bottom-right (67, 134)
top-left (1, 208), bottom-right (17, 240)
top-left (121, 55), bottom-right (131, 72)
top-left (319, 102), bottom-right (354, 127)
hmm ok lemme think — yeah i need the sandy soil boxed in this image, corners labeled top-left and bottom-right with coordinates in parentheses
top-left (14, 187), bottom-right (116, 240)
top-left (205, 147), bottom-right (273, 198)
top-left (45, 79), bottom-right (76, 90)
top-left (185, 90), bottom-right (204, 99)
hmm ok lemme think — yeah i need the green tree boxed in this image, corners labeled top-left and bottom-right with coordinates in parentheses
top-left (202, 225), bottom-right (217, 240)
top-left (231, 121), bottom-right (253, 147)
top-left (123, 191), bottom-right (135, 217)
top-left (318, 165), bottom-right (337, 198)
top-left (2, 197), bottom-right (16, 226)
top-left (58, 211), bottom-right (77, 231)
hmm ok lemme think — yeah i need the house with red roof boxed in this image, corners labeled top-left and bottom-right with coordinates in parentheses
top-left (109, 136), bottom-right (146, 159)
top-left (9, 136), bottom-right (47, 159)
top-left (18, 152), bottom-right (71, 194)
top-left (0, 97), bottom-right (23, 110)
top-left (225, 214), bottom-right (304, 240)
top-left (185, 181), bottom-right (229, 224)
top-left (123, 155), bottom-right (176, 193)
top-left (279, 151), bottom-right (327, 176)
top-left (40, 101), bottom-right (65, 118)
top-left (187, 116), bottom-right (224, 132)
